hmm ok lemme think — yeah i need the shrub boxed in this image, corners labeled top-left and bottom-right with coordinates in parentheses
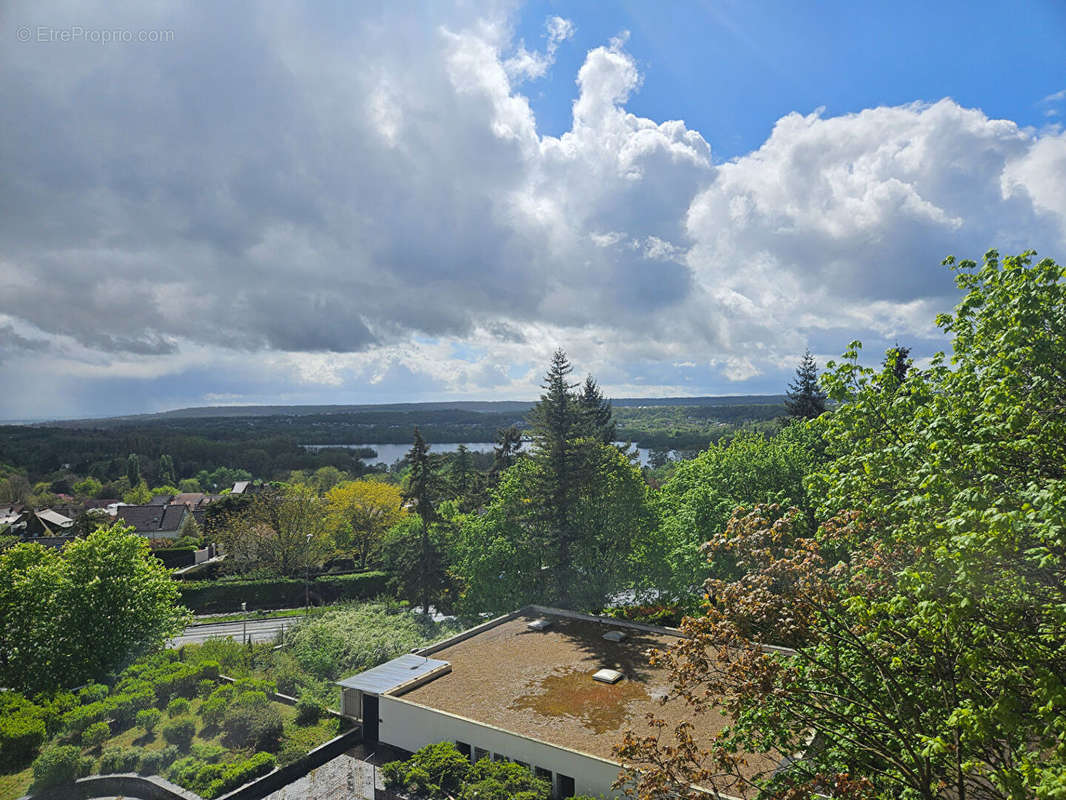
top-left (0, 712), bottom-right (46, 770)
top-left (382, 742), bottom-right (471, 799)
top-left (207, 751), bottom-right (276, 798)
top-left (197, 679), bottom-right (217, 698)
top-left (167, 696), bottom-right (191, 717)
top-left (200, 695), bottom-right (229, 728)
top-left (110, 687), bottom-right (156, 728)
top-left (62, 700), bottom-right (110, 734)
top-left (162, 718), bottom-right (196, 750)
top-left (178, 571), bottom-right (387, 613)
top-left (31, 745), bottom-right (92, 790)
top-left (295, 696), bottom-right (323, 725)
top-left (136, 707), bottom-right (162, 733)
top-left (138, 745), bottom-right (179, 775)
top-left (221, 702), bottom-right (284, 751)
top-left (99, 745), bottom-right (142, 773)
top-left (77, 683), bottom-right (109, 705)
top-left (81, 720), bottom-right (110, 749)
top-left (458, 759), bottom-right (551, 800)
top-left (191, 742), bottom-right (228, 763)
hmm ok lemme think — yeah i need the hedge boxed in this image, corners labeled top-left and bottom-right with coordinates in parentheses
top-left (0, 712), bottom-right (46, 770)
top-left (177, 571), bottom-right (387, 613)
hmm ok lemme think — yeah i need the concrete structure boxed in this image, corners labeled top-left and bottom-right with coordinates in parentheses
top-left (338, 606), bottom-right (779, 799)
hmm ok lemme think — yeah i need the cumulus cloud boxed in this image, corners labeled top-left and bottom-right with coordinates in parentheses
top-left (1, 0), bottom-right (1065, 417)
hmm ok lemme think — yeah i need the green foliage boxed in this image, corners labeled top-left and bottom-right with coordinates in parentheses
top-left (62, 701), bottom-right (110, 734)
top-left (785, 349), bottom-right (827, 420)
top-left (177, 570), bottom-right (387, 613)
top-left (161, 718), bottom-right (196, 750)
top-left (137, 745), bottom-right (180, 775)
top-left (457, 758), bottom-right (551, 800)
top-left (654, 423), bottom-right (825, 600)
top-left (0, 711), bottom-right (46, 770)
top-left (382, 742), bottom-right (471, 799)
top-left (221, 692), bottom-right (283, 751)
top-left (80, 720), bottom-right (110, 749)
top-left (0, 523), bottom-right (190, 693)
top-left (168, 751), bottom-right (276, 799)
top-left (294, 696), bottom-right (323, 725)
top-left (77, 683), bottom-right (109, 705)
top-left (284, 600), bottom-right (458, 681)
top-left (166, 696), bottom-right (191, 717)
top-left (99, 745), bottom-right (142, 773)
top-left (30, 745), bottom-right (92, 790)
top-left (136, 707), bottom-right (161, 733)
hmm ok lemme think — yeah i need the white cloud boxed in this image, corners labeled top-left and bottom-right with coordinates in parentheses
top-left (2, 1), bottom-right (1065, 418)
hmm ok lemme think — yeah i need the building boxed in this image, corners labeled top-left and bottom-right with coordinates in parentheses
top-left (113, 504), bottom-right (191, 539)
top-left (338, 606), bottom-right (782, 799)
top-left (7, 508), bottom-right (74, 539)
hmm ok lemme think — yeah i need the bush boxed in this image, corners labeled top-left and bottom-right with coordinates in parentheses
top-left (458, 758), bottom-right (551, 800)
top-left (31, 745), bottom-right (92, 790)
top-left (138, 745), bottom-right (179, 775)
top-left (197, 679), bottom-right (217, 698)
top-left (191, 742), bottom-right (227, 763)
top-left (99, 745), bottom-right (142, 773)
top-left (136, 707), bottom-right (162, 733)
top-left (162, 718), bottom-right (196, 750)
top-left (167, 696), bottom-right (191, 717)
top-left (81, 720), bottom-right (110, 748)
top-left (177, 571), bottom-right (387, 613)
top-left (200, 695), bottom-right (229, 728)
top-left (169, 751), bottom-right (276, 799)
top-left (295, 696), bottom-right (323, 725)
top-left (77, 683), bottom-right (109, 705)
top-left (110, 687), bottom-right (156, 729)
top-left (382, 742), bottom-right (471, 799)
top-left (221, 702), bottom-right (283, 751)
top-left (62, 700), bottom-right (111, 734)
top-left (0, 712), bottom-right (46, 770)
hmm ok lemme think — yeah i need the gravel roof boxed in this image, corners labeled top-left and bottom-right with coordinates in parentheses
top-left (398, 611), bottom-right (778, 791)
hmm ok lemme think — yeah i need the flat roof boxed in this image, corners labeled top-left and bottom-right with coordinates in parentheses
top-left (397, 610), bottom-right (779, 793)
top-left (338, 654), bottom-right (450, 695)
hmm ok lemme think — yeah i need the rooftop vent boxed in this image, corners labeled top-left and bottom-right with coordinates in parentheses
top-left (527, 618), bottom-right (552, 632)
top-left (593, 668), bottom-right (623, 684)
top-left (602, 630), bottom-right (627, 642)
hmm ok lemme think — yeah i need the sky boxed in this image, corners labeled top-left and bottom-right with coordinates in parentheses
top-left (1, 0), bottom-right (1065, 420)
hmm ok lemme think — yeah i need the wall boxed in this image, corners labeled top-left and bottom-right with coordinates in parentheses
top-left (378, 695), bottom-right (624, 799)
top-left (18, 773), bottom-right (200, 800)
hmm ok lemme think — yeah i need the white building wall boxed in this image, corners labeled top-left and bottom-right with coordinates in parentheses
top-left (378, 695), bottom-right (627, 798)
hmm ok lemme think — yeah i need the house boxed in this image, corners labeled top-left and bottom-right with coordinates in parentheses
top-left (8, 508), bottom-right (74, 539)
top-left (231, 481), bottom-right (251, 494)
top-left (113, 504), bottom-right (190, 539)
top-left (0, 504), bottom-right (24, 527)
top-left (337, 606), bottom-right (783, 799)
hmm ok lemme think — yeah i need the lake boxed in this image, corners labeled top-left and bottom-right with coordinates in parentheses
top-left (303, 441), bottom-right (678, 468)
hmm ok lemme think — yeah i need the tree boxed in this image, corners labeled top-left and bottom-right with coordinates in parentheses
top-left (450, 445), bottom-right (475, 499)
top-left (326, 480), bottom-right (406, 568)
top-left (158, 454), bottom-right (177, 487)
top-left (578, 374), bottom-right (616, 443)
top-left (126, 453), bottom-right (141, 487)
top-left (0, 524), bottom-right (189, 694)
top-left (215, 485), bottom-right (330, 577)
top-left (785, 349), bottom-right (827, 420)
top-left (620, 250), bottom-right (1066, 799)
top-left (883, 343), bottom-right (912, 386)
top-left (490, 426), bottom-right (524, 480)
top-left (401, 429), bottom-right (444, 615)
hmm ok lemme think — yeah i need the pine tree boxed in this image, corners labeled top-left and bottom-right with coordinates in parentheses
top-left (402, 429), bottom-right (437, 615)
top-left (883, 343), bottom-right (912, 385)
top-left (527, 349), bottom-right (584, 607)
top-left (578, 375), bottom-right (616, 443)
top-left (785, 350), bottom-right (827, 420)
top-left (490, 426), bottom-right (524, 479)
top-left (158, 454), bottom-right (176, 487)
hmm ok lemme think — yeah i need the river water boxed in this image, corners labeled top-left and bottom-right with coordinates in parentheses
top-left (302, 442), bottom-right (678, 468)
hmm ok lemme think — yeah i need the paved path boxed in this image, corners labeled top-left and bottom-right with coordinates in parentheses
top-left (170, 617), bottom-right (303, 646)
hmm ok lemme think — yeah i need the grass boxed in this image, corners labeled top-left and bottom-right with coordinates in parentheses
top-left (193, 607), bottom-right (326, 625)
top-left (0, 766), bottom-right (32, 800)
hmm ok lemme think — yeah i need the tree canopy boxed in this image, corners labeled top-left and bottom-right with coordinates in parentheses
top-left (0, 523), bottom-right (189, 693)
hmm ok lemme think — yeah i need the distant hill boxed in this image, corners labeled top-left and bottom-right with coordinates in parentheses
top-left (46, 395), bottom-right (788, 427)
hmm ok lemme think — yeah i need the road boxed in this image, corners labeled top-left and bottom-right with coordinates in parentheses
top-left (171, 616), bottom-right (305, 646)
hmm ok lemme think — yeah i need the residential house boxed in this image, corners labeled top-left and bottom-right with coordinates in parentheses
top-left (338, 606), bottom-right (785, 799)
top-left (113, 504), bottom-right (190, 539)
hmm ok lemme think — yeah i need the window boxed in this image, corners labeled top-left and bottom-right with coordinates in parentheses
top-left (473, 747), bottom-right (489, 762)
top-left (535, 767), bottom-right (552, 783)
top-left (515, 760), bottom-right (530, 769)
top-left (493, 752), bottom-right (509, 762)
top-left (455, 741), bottom-right (471, 760)
top-left (556, 774), bottom-right (575, 799)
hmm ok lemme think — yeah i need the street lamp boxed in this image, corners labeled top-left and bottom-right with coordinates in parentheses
top-left (241, 601), bottom-right (247, 645)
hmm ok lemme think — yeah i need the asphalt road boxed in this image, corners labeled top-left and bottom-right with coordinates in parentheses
top-left (171, 616), bottom-right (303, 646)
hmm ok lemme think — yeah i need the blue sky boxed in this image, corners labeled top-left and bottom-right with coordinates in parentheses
top-left (515, 0), bottom-right (1066, 152)
top-left (1, 0), bottom-right (1065, 419)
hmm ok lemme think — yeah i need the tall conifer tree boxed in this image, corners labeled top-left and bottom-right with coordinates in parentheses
top-left (785, 349), bottom-right (827, 420)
